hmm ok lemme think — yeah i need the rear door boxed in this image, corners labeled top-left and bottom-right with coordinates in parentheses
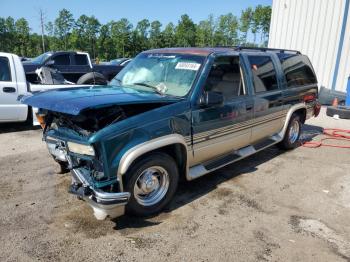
top-left (244, 53), bottom-right (285, 143)
top-left (277, 53), bottom-right (318, 112)
top-left (0, 54), bottom-right (28, 122)
top-left (191, 54), bottom-right (254, 165)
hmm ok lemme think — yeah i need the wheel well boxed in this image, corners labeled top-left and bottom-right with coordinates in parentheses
top-left (293, 108), bottom-right (306, 123)
top-left (124, 143), bottom-right (187, 180)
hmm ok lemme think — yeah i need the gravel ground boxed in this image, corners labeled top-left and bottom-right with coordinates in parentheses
top-left (0, 107), bottom-right (350, 262)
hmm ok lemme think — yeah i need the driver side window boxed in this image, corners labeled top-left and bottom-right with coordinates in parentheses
top-left (0, 57), bottom-right (11, 82)
top-left (204, 56), bottom-right (245, 101)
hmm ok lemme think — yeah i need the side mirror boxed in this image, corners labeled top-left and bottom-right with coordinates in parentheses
top-left (45, 60), bottom-right (55, 67)
top-left (200, 91), bottom-right (224, 107)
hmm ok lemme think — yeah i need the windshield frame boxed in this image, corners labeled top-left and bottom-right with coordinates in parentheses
top-left (110, 52), bottom-right (208, 98)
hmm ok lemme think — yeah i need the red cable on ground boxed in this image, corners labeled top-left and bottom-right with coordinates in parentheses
top-left (302, 128), bottom-right (350, 148)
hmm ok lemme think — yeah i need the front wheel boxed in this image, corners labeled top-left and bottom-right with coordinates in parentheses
top-left (278, 113), bottom-right (302, 150)
top-left (125, 152), bottom-right (179, 217)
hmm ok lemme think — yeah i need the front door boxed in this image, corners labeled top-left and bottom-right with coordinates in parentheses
top-left (191, 55), bottom-right (254, 165)
top-left (0, 54), bottom-right (28, 122)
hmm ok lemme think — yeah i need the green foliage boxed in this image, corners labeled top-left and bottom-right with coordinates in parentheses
top-left (14, 18), bottom-right (30, 56)
top-left (54, 8), bottom-right (74, 49)
top-left (239, 7), bottom-right (253, 44)
top-left (149, 20), bottom-right (162, 49)
top-left (196, 15), bottom-right (215, 47)
top-left (175, 14), bottom-right (196, 47)
top-left (162, 22), bottom-right (176, 48)
top-left (0, 6), bottom-right (271, 60)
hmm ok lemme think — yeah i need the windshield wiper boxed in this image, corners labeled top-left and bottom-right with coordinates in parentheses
top-left (132, 82), bottom-right (165, 95)
top-left (112, 78), bottom-right (122, 85)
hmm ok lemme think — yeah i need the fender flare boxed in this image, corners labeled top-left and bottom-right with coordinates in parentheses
top-left (278, 103), bottom-right (307, 138)
top-left (117, 134), bottom-right (189, 189)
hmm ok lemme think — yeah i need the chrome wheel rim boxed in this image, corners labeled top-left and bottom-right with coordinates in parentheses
top-left (289, 120), bottom-right (300, 144)
top-left (133, 166), bottom-right (169, 206)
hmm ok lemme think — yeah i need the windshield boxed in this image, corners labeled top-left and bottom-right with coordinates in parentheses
top-left (110, 53), bottom-right (206, 97)
top-left (31, 52), bottom-right (52, 64)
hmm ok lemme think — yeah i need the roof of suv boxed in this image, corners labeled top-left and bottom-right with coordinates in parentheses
top-left (144, 47), bottom-right (301, 56)
top-left (144, 47), bottom-right (234, 56)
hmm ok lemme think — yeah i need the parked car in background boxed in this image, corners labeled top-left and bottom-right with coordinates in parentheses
top-left (0, 52), bottom-right (88, 124)
top-left (22, 51), bottom-right (125, 84)
top-left (22, 47), bottom-right (321, 220)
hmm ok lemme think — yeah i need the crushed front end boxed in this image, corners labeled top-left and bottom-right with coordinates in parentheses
top-left (42, 108), bottom-right (131, 220)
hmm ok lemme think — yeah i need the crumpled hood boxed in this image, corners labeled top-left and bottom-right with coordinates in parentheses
top-left (21, 85), bottom-right (181, 115)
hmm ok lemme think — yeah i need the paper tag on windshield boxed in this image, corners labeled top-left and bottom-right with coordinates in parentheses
top-left (175, 62), bottom-right (201, 71)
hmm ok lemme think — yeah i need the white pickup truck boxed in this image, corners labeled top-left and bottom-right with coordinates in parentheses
top-left (0, 52), bottom-right (87, 124)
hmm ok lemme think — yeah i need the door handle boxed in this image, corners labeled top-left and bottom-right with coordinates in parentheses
top-left (3, 87), bottom-right (16, 93)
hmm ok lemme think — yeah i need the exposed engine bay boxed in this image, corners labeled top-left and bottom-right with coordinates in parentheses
top-left (46, 103), bottom-right (170, 136)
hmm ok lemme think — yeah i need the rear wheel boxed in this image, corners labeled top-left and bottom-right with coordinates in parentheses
top-left (125, 152), bottom-right (179, 217)
top-left (278, 113), bottom-right (302, 150)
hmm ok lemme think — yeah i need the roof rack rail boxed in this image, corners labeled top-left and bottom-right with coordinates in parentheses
top-left (232, 46), bottom-right (301, 54)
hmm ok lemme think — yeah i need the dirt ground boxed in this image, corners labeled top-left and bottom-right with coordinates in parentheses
top-left (0, 107), bottom-right (350, 262)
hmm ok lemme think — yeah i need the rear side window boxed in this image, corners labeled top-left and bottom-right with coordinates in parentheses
top-left (277, 54), bottom-right (317, 87)
top-left (74, 54), bottom-right (89, 65)
top-left (52, 54), bottom-right (70, 65)
top-left (248, 55), bottom-right (278, 93)
top-left (0, 57), bottom-right (12, 82)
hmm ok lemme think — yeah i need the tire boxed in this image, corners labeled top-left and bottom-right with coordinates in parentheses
top-left (52, 156), bottom-right (69, 174)
top-left (76, 72), bottom-right (108, 85)
top-left (25, 106), bottom-right (33, 126)
top-left (278, 113), bottom-right (302, 150)
top-left (57, 160), bottom-right (69, 174)
top-left (124, 152), bottom-right (179, 217)
top-left (326, 106), bottom-right (350, 119)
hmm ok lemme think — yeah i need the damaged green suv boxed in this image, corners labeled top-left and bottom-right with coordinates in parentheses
top-left (22, 47), bottom-right (320, 220)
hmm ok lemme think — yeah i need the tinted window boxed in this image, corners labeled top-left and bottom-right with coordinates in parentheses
top-left (277, 54), bottom-right (317, 87)
top-left (248, 55), bottom-right (278, 93)
top-left (52, 54), bottom-right (70, 65)
top-left (0, 57), bottom-right (12, 81)
top-left (204, 56), bottom-right (245, 100)
top-left (74, 54), bottom-right (89, 65)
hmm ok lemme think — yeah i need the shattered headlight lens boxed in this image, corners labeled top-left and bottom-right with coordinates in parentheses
top-left (67, 142), bottom-right (95, 156)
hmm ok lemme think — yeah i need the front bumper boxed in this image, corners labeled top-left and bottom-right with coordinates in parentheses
top-left (45, 136), bottom-right (129, 220)
top-left (70, 168), bottom-right (130, 220)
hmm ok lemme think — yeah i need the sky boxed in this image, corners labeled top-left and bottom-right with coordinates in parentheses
top-left (0, 0), bottom-right (271, 33)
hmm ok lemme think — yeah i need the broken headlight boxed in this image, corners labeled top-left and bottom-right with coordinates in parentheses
top-left (67, 142), bottom-right (95, 156)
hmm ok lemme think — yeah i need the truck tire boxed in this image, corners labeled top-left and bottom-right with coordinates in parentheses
top-left (278, 113), bottom-right (302, 150)
top-left (76, 72), bottom-right (108, 85)
top-left (124, 152), bottom-right (179, 217)
top-left (25, 106), bottom-right (33, 125)
top-left (326, 106), bottom-right (350, 119)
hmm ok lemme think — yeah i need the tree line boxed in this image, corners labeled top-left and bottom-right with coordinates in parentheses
top-left (0, 6), bottom-right (271, 61)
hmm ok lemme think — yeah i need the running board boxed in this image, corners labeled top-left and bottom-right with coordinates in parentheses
top-left (187, 134), bottom-right (283, 180)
